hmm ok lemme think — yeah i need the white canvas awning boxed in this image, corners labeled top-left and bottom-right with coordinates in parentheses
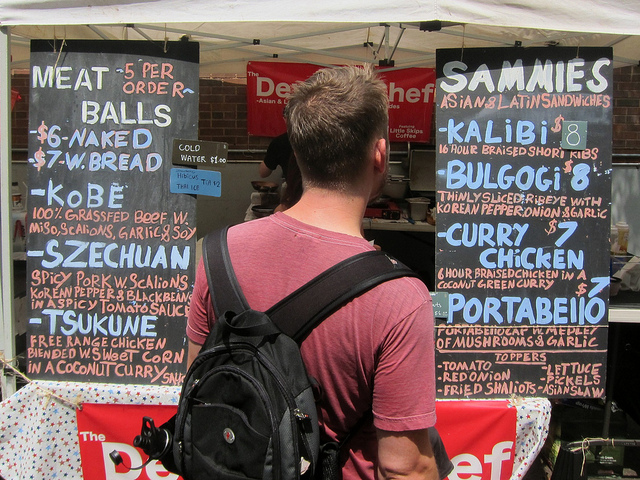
top-left (1, 0), bottom-right (640, 35)
top-left (2, 0), bottom-right (640, 78)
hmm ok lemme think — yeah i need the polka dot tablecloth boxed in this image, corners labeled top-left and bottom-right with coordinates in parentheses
top-left (512, 397), bottom-right (552, 478)
top-left (0, 381), bottom-right (550, 480)
top-left (0, 381), bottom-right (180, 480)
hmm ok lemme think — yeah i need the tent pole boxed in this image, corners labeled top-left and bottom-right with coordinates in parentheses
top-left (384, 24), bottom-right (390, 61)
top-left (0, 26), bottom-right (17, 399)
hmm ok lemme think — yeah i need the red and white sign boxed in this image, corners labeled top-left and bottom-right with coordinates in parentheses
top-left (77, 400), bottom-right (517, 480)
top-left (77, 403), bottom-right (182, 480)
top-left (246, 61), bottom-right (435, 142)
top-left (436, 400), bottom-right (517, 480)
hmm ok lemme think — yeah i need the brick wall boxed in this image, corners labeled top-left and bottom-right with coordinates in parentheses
top-left (10, 74), bottom-right (29, 161)
top-left (199, 79), bottom-right (271, 157)
top-left (9, 74), bottom-right (272, 162)
top-left (613, 65), bottom-right (640, 155)
top-left (10, 67), bottom-right (640, 158)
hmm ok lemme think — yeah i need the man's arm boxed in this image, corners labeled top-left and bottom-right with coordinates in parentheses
top-left (377, 428), bottom-right (438, 480)
top-left (187, 338), bottom-right (203, 368)
top-left (258, 161), bottom-right (273, 178)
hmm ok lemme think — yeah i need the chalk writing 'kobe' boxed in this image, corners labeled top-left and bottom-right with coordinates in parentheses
top-left (32, 179), bottom-right (124, 208)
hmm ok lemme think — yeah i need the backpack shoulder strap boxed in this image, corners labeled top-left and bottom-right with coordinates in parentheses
top-left (267, 250), bottom-right (418, 343)
top-left (202, 226), bottom-right (248, 319)
top-left (202, 227), bottom-right (419, 343)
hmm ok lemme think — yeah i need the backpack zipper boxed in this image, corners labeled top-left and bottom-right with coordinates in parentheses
top-left (174, 348), bottom-right (224, 474)
top-left (252, 346), bottom-right (314, 476)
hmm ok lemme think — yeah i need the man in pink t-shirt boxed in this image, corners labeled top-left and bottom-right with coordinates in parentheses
top-left (187, 66), bottom-right (438, 480)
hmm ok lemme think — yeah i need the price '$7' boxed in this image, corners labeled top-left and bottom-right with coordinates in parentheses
top-left (31, 120), bottom-right (63, 171)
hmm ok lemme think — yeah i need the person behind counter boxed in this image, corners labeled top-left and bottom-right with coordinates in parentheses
top-left (274, 153), bottom-right (303, 212)
top-left (186, 65), bottom-right (438, 480)
top-left (259, 131), bottom-right (293, 179)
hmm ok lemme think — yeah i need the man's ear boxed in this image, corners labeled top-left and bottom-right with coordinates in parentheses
top-left (373, 138), bottom-right (387, 173)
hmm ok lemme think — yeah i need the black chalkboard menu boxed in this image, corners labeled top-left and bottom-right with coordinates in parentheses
top-left (435, 47), bottom-right (612, 398)
top-left (26, 40), bottom-right (199, 386)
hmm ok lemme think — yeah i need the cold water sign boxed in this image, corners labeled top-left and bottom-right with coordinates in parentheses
top-left (434, 47), bottom-right (612, 399)
top-left (26, 40), bottom-right (199, 386)
top-left (172, 138), bottom-right (228, 168)
top-left (170, 139), bottom-right (227, 197)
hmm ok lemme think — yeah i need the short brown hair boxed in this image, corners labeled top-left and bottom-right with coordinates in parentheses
top-left (284, 65), bottom-right (388, 191)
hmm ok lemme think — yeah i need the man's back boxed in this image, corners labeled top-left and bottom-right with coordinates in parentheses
top-left (188, 65), bottom-right (438, 480)
top-left (187, 212), bottom-right (436, 479)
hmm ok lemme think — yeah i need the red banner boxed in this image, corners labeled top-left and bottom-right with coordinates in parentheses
top-left (246, 61), bottom-right (435, 142)
top-left (436, 400), bottom-right (517, 480)
top-left (77, 400), bottom-right (517, 480)
top-left (77, 404), bottom-right (182, 480)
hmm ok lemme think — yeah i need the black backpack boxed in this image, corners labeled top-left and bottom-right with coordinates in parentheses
top-left (171, 226), bottom-right (417, 480)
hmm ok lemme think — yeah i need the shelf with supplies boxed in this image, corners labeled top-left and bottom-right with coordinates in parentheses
top-left (609, 253), bottom-right (640, 323)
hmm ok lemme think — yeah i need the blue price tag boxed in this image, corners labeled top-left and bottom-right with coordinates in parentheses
top-left (170, 168), bottom-right (222, 197)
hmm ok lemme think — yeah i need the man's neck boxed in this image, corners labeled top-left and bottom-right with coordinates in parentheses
top-left (282, 187), bottom-right (368, 238)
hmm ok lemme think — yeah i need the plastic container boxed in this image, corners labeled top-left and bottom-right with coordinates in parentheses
top-left (616, 221), bottom-right (629, 254)
top-left (610, 225), bottom-right (618, 254)
top-left (407, 197), bottom-right (430, 221)
top-left (610, 276), bottom-right (622, 297)
top-left (11, 181), bottom-right (23, 210)
top-left (381, 177), bottom-right (408, 200)
top-left (11, 209), bottom-right (26, 252)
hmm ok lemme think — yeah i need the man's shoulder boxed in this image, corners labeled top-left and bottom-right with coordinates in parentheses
top-left (374, 267), bottom-right (431, 296)
top-left (371, 274), bottom-right (432, 314)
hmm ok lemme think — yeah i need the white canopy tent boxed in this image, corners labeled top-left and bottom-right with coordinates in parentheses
top-left (2, 0), bottom-right (640, 35)
top-left (2, 0), bottom-right (640, 396)
top-left (3, 1), bottom-right (640, 77)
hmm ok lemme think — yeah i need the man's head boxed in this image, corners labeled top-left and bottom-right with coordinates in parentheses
top-left (284, 65), bottom-right (389, 192)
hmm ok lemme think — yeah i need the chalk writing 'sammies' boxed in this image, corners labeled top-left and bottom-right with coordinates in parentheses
top-left (440, 57), bottom-right (610, 94)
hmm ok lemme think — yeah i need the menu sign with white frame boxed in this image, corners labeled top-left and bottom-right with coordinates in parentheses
top-left (26, 40), bottom-right (199, 386)
top-left (435, 47), bottom-right (612, 399)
